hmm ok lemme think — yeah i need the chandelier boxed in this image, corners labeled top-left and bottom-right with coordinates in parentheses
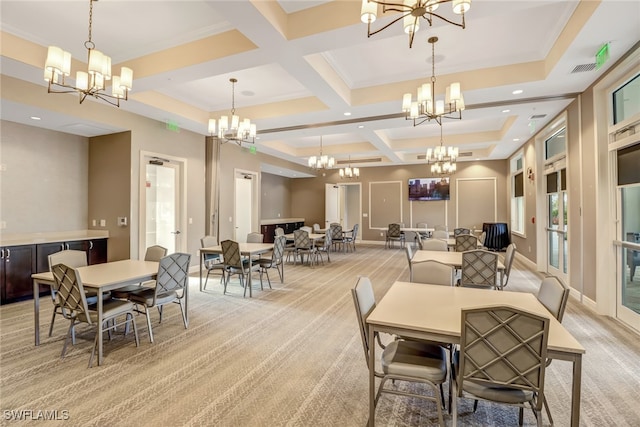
top-left (308, 136), bottom-right (335, 170)
top-left (208, 78), bottom-right (256, 146)
top-left (44, 0), bottom-right (133, 107)
top-left (339, 156), bottom-right (360, 179)
top-left (427, 122), bottom-right (458, 175)
top-left (402, 36), bottom-right (464, 127)
top-left (361, 0), bottom-right (470, 48)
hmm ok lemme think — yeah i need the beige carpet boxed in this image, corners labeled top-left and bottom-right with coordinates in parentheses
top-left (1, 244), bottom-right (640, 426)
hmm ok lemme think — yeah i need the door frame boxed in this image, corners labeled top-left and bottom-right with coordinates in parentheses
top-left (337, 182), bottom-right (362, 231)
top-left (138, 151), bottom-right (188, 260)
top-left (233, 168), bottom-right (259, 241)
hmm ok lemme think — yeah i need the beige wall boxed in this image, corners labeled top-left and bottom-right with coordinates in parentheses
top-left (88, 131), bottom-right (131, 261)
top-left (260, 172), bottom-right (292, 220)
top-left (291, 160), bottom-right (509, 242)
top-left (0, 120), bottom-right (88, 234)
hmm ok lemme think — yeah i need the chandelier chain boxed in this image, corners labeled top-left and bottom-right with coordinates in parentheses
top-left (85, 0), bottom-right (95, 50)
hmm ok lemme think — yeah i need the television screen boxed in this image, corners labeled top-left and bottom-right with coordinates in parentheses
top-left (408, 177), bottom-right (450, 201)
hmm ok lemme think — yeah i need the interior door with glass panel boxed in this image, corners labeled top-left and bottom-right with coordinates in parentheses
top-left (546, 168), bottom-right (567, 281)
top-left (145, 160), bottom-right (181, 254)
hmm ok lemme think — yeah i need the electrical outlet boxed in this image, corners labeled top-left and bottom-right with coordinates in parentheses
top-left (92, 219), bottom-right (97, 227)
top-left (380, 232), bottom-right (383, 236)
top-left (100, 219), bottom-right (106, 227)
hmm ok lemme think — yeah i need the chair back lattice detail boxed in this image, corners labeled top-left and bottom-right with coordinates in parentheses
top-left (221, 240), bottom-right (243, 269)
top-left (272, 235), bottom-right (286, 263)
top-left (387, 223), bottom-right (402, 238)
top-left (460, 250), bottom-right (498, 288)
top-left (455, 234), bottom-right (478, 252)
top-left (454, 228), bottom-right (471, 236)
top-left (330, 223), bottom-right (343, 241)
top-left (459, 305), bottom-right (550, 410)
top-left (155, 253), bottom-right (191, 299)
top-left (294, 229), bottom-right (312, 249)
top-left (51, 264), bottom-right (91, 324)
top-left (274, 227), bottom-right (285, 237)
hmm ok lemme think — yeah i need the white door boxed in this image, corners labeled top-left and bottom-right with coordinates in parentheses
top-left (325, 183), bottom-right (340, 228)
top-left (144, 159), bottom-right (182, 255)
top-left (234, 171), bottom-right (258, 242)
top-left (545, 168), bottom-right (568, 282)
top-left (616, 183), bottom-right (640, 330)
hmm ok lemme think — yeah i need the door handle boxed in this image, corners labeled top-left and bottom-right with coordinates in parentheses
top-left (171, 230), bottom-right (181, 235)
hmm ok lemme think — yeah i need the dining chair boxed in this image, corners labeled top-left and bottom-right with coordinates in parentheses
top-left (221, 240), bottom-right (262, 297)
top-left (453, 305), bottom-right (550, 426)
top-left (454, 227), bottom-right (471, 236)
top-left (422, 238), bottom-right (448, 252)
top-left (343, 223), bottom-right (359, 252)
top-left (498, 243), bottom-right (517, 290)
top-left (316, 229), bottom-right (332, 264)
top-left (329, 223), bottom-right (344, 252)
top-left (416, 222), bottom-right (430, 239)
top-left (111, 245), bottom-right (168, 299)
top-left (300, 226), bottom-right (313, 234)
top-left (127, 252), bottom-right (191, 343)
top-left (351, 276), bottom-right (447, 426)
top-left (246, 232), bottom-right (264, 243)
top-left (385, 223), bottom-right (405, 249)
top-left (47, 249), bottom-right (94, 341)
top-left (411, 260), bottom-right (454, 286)
top-left (416, 235), bottom-right (424, 250)
top-left (537, 275), bottom-right (570, 322)
top-left (432, 230), bottom-right (449, 240)
top-left (312, 223), bottom-right (321, 233)
top-left (458, 250), bottom-right (499, 289)
top-left (198, 236), bottom-right (226, 290)
top-left (258, 235), bottom-right (285, 285)
top-left (405, 244), bottom-right (414, 279)
top-left (626, 232), bottom-right (640, 280)
top-left (434, 225), bottom-right (448, 232)
top-left (455, 234), bottom-right (478, 252)
top-left (51, 263), bottom-right (139, 367)
top-left (294, 229), bottom-right (318, 266)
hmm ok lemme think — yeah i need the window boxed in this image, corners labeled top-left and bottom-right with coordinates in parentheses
top-left (510, 153), bottom-right (525, 235)
top-left (545, 127), bottom-right (566, 161)
top-left (613, 74), bottom-right (640, 125)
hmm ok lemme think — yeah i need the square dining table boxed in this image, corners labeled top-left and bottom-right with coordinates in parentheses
top-left (199, 242), bottom-right (273, 296)
top-left (366, 281), bottom-right (585, 426)
top-left (31, 259), bottom-right (160, 366)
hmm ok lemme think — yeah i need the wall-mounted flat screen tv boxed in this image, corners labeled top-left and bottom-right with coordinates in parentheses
top-left (408, 177), bottom-right (450, 201)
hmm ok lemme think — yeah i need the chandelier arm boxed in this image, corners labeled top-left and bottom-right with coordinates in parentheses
top-left (366, 11), bottom-right (412, 37)
top-left (420, 11), bottom-right (466, 28)
top-left (367, 0), bottom-right (411, 12)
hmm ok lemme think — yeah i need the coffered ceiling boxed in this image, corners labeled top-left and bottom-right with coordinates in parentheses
top-left (1, 0), bottom-right (639, 177)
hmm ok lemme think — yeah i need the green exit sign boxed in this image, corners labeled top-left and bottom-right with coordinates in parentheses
top-left (595, 43), bottom-right (610, 70)
top-left (165, 120), bottom-right (180, 132)
top-left (249, 145), bottom-right (257, 154)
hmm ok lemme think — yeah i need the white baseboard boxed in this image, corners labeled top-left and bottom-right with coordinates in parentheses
top-left (514, 252), bottom-right (538, 271)
top-left (577, 292), bottom-right (598, 311)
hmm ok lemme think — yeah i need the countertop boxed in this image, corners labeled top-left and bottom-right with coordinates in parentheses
top-left (260, 218), bottom-right (305, 225)
top-left (0, 230), bottom-right (109, 247)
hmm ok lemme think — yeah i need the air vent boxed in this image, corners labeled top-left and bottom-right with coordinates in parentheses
top-left (571, 63), bottom-right (596, 73)
top-left (529, 114), bottom-right (547, 120)
top-left (336, 157), bottom-right (382, 165)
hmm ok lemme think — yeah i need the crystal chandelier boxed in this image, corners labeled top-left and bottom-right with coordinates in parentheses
top-left (361, 0), bottom-right (470, 48)
top-left (402, 36), bottom-right (464, 127)
top-left (44, 0), bottom-right (133, 107)
top-left (308, 136), bottom-right (335, 170)
top-left (339, 156), bottom-right (360, 179)
top-left (427, 123), bottom-right (458, 176)
top-left (208, 78), bottom-right (257, 146)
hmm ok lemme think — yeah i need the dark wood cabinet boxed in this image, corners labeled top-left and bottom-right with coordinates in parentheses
top-left (1, 245), bottom-right (37, 303)
top-left (1, 238), bottom-right (108, 305)
top-left (261, 221), bottom-right (305, 243)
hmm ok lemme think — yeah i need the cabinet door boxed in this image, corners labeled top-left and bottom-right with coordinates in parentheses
top-left (35, 242), bottom-right (67, 273)
top-left (2, 245), bottom-right (36, 303)
top-left (87, 239), bottom-right (107, 265)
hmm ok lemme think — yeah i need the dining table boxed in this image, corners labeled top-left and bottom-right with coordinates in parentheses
top-left (31, 259), bottom-right (160, 366)
top-left (199, 242), bottom-right (274, 296)
top-left (366, 281), bottom-right (585, 426)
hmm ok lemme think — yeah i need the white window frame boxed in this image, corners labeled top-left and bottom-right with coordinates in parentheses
top-left (510, 152), bottom-right (525, 236)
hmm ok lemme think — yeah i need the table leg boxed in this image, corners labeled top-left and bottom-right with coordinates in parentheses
top-left (33, 279), bottom-right (40, 346)
top-left (199, 251), bottom-right (203, 292)
top-left (97, 290), bottom-right (104, 366)
top-left (368, 323), bottom-right (376, 426)
top-left (570, 354), bottom-right (582, 427)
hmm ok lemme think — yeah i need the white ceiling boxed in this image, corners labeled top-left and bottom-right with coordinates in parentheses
top-left (1, 0), bottom-right (639, 177)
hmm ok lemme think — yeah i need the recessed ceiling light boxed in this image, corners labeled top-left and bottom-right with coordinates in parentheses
top-left (501, 109), bottom-right (510, 113)
top-left (30, 116), bottom-right (41, 120)
top-left (513, 138), bottom-right (520, 142)
top-left (512, 89), bottom-right (523, 95)
top-left (344, 112), bottom-right (351, 116)
top-left (358, 125), bottom-right (364, 129)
